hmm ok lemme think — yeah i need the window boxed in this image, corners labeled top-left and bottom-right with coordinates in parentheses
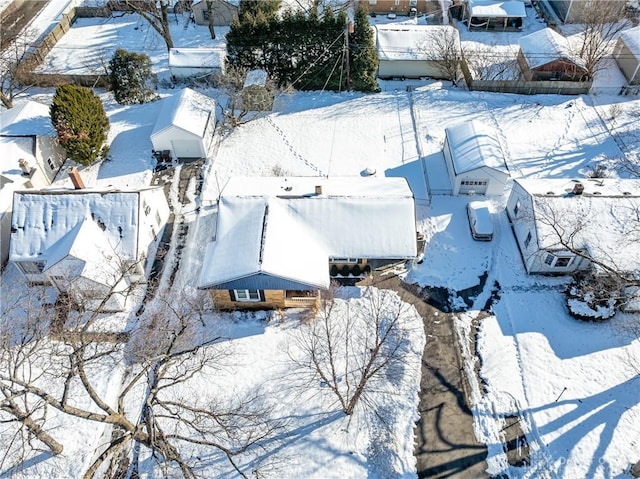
top-left (369, 0), bottom-right (377, 4)
top-left (409, 0), bottom-right (417, 5)
top-left (460, 180), bottom-right (488, 186)
top-left (331, 258), bottom-right (360, 264)
top-left (18, 261), bottom-right (45, 274)
top-left (202, 9), bottom-right (210, 20)
top-left (144, 203), bottom-right (151, 216)
top-left (395, 0), bottom-right (400, 5)
top-left (47, 157), bottom-right (56, 170)
top-left (544, 254), bottom-right (554, 266)
top-left (513, 200), bottom-right (521, 217)
top-left (155, 211), bottom-right (162, 226)
top-left (524, 231), bottom-right (532, 248)
top-left (233, 289), bottom-right (261, 302)
top-left (554, 257), bottom-right (572, 268)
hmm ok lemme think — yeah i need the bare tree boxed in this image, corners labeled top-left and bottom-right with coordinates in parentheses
top-left (572, 0), bottom-right (629, 81)
top-left (0, 267), bottom-right (282, 478)
top-left (288, 287), bottom-right (418, 416)
top-left (0, 28), bottom-right (38, 109)
top-left (206, 0), bottom-right (216, 39)
top-left (462, 46), bottom-right (521, 81)
top-left (528, 197), bottom-right (640, 316)
top-left (214, 66), bottom-right (278, 128)
top-left (418, 28), bottom-right (462, 86)
top-left (122, 0), bottom-right (175, 50)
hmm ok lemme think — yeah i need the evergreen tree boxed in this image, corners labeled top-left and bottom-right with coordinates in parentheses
top-left (238, 0), bottom-right (281, 21)
top-left (50, 85), bottom-right (109, 166)
top-left (350, 7), bottom-right (379, 92)
top-left (109, 49), bottom-right (157, 105)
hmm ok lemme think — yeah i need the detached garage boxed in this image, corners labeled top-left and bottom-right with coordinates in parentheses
top-left (443, 121), bottom-right (509, 195)
top-left (376, 25), bottom-right (460, 79)
top-left (151, 88), bottom-right (216, 160)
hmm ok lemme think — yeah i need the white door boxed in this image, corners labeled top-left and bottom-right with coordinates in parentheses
top-left (459, 179), bottom-right (488, 195)
top-left (171, 139), bottom-right (202, 158)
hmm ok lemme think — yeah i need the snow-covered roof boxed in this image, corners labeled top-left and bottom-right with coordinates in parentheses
top-left (243, 69), bottom-right (268, 88)
top-left (519, 28), bottom-right (584, 69)
top-left (376, 25), bottom-right (460, 62)
top-left (9, 188), bottom-right (156, 265)
top-left (150, 88), bottom-right (215, 140)
top-left (199, 177), bottom-right (417, 289)
top-left (619, 26), bottom-right (640, 60)
top-left (515, 178), bottom-right (640, 269)
top-left (444, 121), bottom-right (508, 175)
top-left (468, 0), bottom-right (527, 18)
top-left (0, 100), bottom-right (55, 137)
top-left (168, 47), bottom-right (225, 69)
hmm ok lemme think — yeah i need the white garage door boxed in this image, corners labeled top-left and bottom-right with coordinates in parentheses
top-left (171, 139), bottom-right (202, 159)
top-left (459, 180), bottom-right (488, 195)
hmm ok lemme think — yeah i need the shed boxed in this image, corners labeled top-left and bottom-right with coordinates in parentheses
top-left (614, 26), bottom-right (640, 85)
top-left (443, 121), bottom-right (509, 195)
top-left (169, 47), bottom-right (226, 80)
top-left (463, 0), bottom-right (526, 31)
top-left (241, 69), bottom-right (273, 111)
top-left (150, 88), bottom-right (216, 160)
top-left (191, 0), bottom-right (238, 26)
top-left (376, 25), bottom-right (460, 79)
top-left (518, 28), bottom-right (587, 81)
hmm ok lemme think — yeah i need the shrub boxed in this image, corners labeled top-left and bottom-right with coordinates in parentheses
top-left (109, 49), bottom-right (157, 105)
top-left (341, 265), bottom-right (350, 276)
top-left (351, 265), bottom-right (361, 276)
top-left (330, 265), bottom-right (338, 276)
top-left (50, 84), bottom-right (109, 166)
top-left (565, 272), bottom-right (622, 321)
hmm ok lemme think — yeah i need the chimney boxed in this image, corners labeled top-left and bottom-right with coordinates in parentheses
top-left (315, 185), bottom-right (323, 195)
top-left (68, 166), bottom-right (85, 190)
top-left (18, 158), bottom-right (31, 175)
top-left (572, 183), bottom-right (584, 195)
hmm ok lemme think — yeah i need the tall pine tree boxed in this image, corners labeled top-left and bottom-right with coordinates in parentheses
top-left (350, 7), bottom-right (379, 92)
top-left (50, 85), bottom-right (109, 166)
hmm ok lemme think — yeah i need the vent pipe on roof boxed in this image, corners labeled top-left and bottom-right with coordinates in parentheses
top-left (573, 183), bottom-right (584, 195)
top-left (68, 166), bottom-right (85, 190)
top-left (315, 185), bottom-right (323, 195)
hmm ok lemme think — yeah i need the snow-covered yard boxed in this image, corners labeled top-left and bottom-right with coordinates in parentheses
top-left (2, 3), bottom-right (640, 477)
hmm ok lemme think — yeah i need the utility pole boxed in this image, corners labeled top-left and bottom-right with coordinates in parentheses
top-left (344, 21), bottom-right (354, 91)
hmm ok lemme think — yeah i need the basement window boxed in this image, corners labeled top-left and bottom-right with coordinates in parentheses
top-left (524, 231), bottom-right (532, 248)
top-left (554, 257), bottom-right (572, 268)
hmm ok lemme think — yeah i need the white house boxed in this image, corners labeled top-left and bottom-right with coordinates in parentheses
top-left (443, 121), bottom-right (509, 195)
top-left (198, 176), bottom-right (418, 310)
top-left (10, 178), bottom-right (170, 311)
top-left (150, 88), bottom-right (216, 160)
top-left (375, 25), bottom-right (460, 79)
top-left (506, 178), bottom-right (640, 275)
top-left (168, 47), bottom-right (226, 80)
top-left (0, 100), bottom-right (66, 267)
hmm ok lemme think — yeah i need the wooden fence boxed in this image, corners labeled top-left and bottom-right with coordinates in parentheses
top-left (460, 58), bottom-right (592, 95)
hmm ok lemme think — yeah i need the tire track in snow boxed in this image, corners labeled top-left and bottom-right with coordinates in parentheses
top-left (266, 116), bottom-right (325, 176)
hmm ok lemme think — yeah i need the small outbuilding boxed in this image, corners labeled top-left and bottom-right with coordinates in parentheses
top-left (443, 121), bottom-right (509, 195)
top-left (376, 24), bottom-right (460, 79)
top-left (150, 88), bottom-right (216, 160)
top-left (169, 47), bottom-right (226, 80)
top-left (518, 28), bottom-right (588, 81)
top-left (241, 69), bottom-right (273, 111)
top-left (463, 0), bottom-right (526, 31)
top-left (614, 26), bottom-right (640, 85)
top-left (190, 0), bottom-right (238, 26)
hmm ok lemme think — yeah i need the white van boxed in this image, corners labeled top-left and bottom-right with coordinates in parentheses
top-left (467, 201), bottom-right (493, 241)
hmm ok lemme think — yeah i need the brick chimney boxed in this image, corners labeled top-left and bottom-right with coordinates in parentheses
top-left (315, 185), bottom-right (323, 195)
top-left (68, 167), bottom-right (85, 190)
top-left (572, 183), bottom-right (584, 195)
top-left (18, 158), bottom-right (31, 175)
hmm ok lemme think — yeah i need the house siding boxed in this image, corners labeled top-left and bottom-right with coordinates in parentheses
top-left (614, 39), bottom-right (640, 85)
top-left (378, 60), bottom-right (446, 79)
top-left (191, 0), bottom-right (238, 26)
top-left (211, 289), bottom-right (287, 310)
top-left (518, 51), bottom-right (587, 82)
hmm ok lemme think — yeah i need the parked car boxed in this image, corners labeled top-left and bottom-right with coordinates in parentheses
top-left (467, 201), bottom-right (493, 241)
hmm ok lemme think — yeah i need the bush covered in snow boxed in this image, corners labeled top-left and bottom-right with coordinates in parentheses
top-left (565, 272), bottom-right (622, 321)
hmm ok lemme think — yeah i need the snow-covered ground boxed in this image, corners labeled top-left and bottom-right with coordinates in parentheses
top-left (2, 2), bottom-right (640, 477)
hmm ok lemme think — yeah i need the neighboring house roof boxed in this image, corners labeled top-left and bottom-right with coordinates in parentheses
top-left (519, 28), bottom-right (585, 70)
top-left (168, 48), bottom-right (225, 69)
top-left (10, 188), bottom-right (156, 266)
top-left (514, 178), bottom-right (640, 270)
top-left (376, 25), bottom-right (460, 62)
top-left (199, 177), bottom-right (417, 290)
top-left (619, 26), bottom-right (640, 60)
top-left (150, 88), bottom-right (216, 140)
top-left (243, 69), bottom-right (268, 88)
top-left (467, 0), bottom-right (527, 18)
top-left (444, 121), bottom-right (508, 175)
top-left (192, 0), bottom-right (239, 6)
top-left (0, 100), bottom-right (55, 137)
